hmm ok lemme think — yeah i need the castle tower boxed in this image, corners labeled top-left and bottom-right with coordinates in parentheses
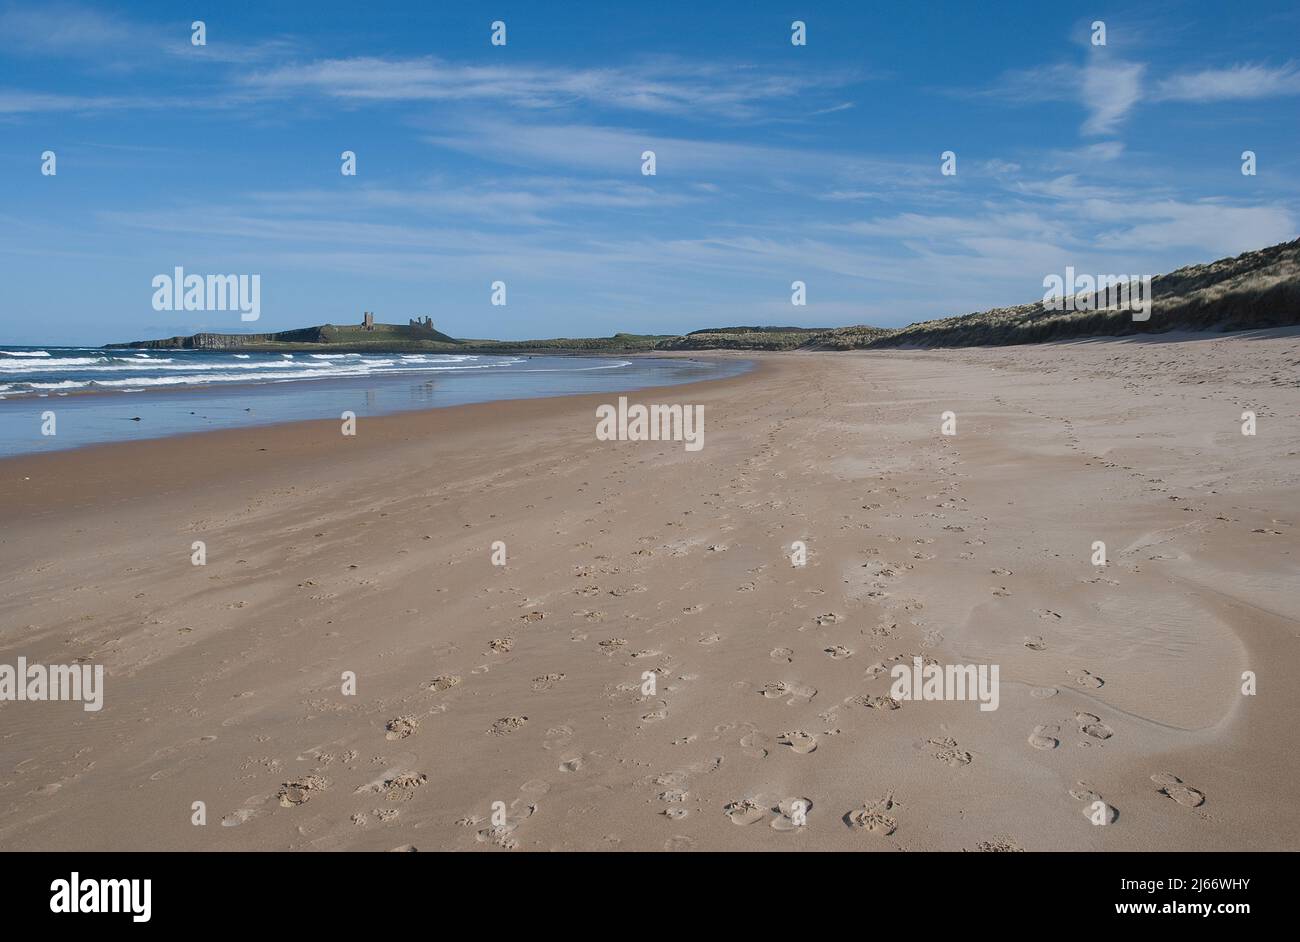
top-left (362, 311), bottom-right (374, 330)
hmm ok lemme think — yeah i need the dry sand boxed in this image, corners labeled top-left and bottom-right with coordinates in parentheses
top-left (1, 330), bottom-right (1296, 851)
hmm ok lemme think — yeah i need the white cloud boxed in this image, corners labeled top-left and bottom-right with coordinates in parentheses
top-left (1090, 200), bottom-right (1297, 257)
top-left (1080, 60), bottom-right (1145, 135)
top-left (0, 90), bottom-right (134, 114)
top-left (1153, 62), bottom-right (1300, 102)
top-left (240, 55), bottom-right (845, 119)
top-left (0, 3), bottom-right (293, 67)
top-left (974, 53), bottom-right (1298, 138)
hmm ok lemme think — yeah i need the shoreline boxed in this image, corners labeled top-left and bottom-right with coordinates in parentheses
top-left (0, 352), bottom-right (752, 463)
top-left (1, 335), bottom-right (1296, 851)
top-left (0, 350), bottom-right (718, 404)
top-left (0, 354), bottom-right (767, 521)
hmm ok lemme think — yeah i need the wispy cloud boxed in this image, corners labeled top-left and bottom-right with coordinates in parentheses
top-left (970, 37), bottom-right (1299, 137)
top-left (1080, 60), bottom-right (1145, 135)
top-left (0, 2), bottom-right (295, 68)
top-left (240, 55), bottom-right (850, 119)
top-left (0, 90), bottom-right (137, 114)
top-left (1153, 62), bottom-right (1300, 102)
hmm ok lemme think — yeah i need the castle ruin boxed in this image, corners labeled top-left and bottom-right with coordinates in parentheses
top-left (357, 312), bottom-right (437, 333)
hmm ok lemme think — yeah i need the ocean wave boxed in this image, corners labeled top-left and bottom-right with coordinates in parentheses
top-left (0, 351), bottom-right (618, 396)
top-left (0, 357), bottom-right (109, 370)
top-left (13, 361), bottom-right (512, 390)
top-left (518, 360), bottom-right (632, 372)
top-left (2, 359), bottom-right (337, 374)
top-left (23, 380), bottom-right (86, 390)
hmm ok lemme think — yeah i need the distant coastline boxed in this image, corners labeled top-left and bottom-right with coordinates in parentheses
top-left (104, 238), bottom-right (1300, 353)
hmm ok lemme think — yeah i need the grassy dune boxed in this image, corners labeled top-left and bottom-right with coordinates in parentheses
top-left (838, 238), bottom-right (1300, 349)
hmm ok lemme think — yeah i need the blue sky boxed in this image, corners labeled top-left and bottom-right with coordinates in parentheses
top-left (1, 0), bottom-right (1297, 345)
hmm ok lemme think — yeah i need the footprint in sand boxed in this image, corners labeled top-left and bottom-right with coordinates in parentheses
top-left (1070, 783), bottom-right (1118, 824)
top-left (277, 775), bottom-right (329, 807)
top-left (974, 837), bottom-right (1024, 852)
top-left (778, 731), bottom-right (818, 754)
top-left (1152, 772), bottom-right (1205, 808)
top-left (1069, 783), bottom-right (1101, 802)
top-left (928, 736), bottom-right (972, 766)
top-left (770, 647), bottom-right (794, 663)
top-left (724, 798), bottom-right (767, 826)
top-left (542, 725), bottom-right (574, 751)
top-left (220, 794), bottom-right (269, 828)
top-left (1075, 712), bottom-right (1113, 740)
top-left (866, 622), bottom-right (897, 642)
top-left (382, 772), bottom-right (428, 802)
top-left (698, 633), bottom-right (722, 645)
top-left (489, 716), bottom-right (528, 736)
top-left (845, 794), bottom-right (899, 835)
top-left (559, 756), bottom-right (583, 773)
top-left (1028, 724), bottom-right (1059, 750)
top-left (385, 715), bottom-right (420, 740)
top-left (427, 674), bottom-right (462, 693)
top-left (1066, 668), bottom-right (1104, 689)
top-left (1030, 686), bottom-right (1058, 699)
top-left (739, 731), bottom-right (771, 758)
top-left (824, 645), bottom-right (853, 660)
top-left (531, 672), bottom-right (565, 691)
top-left (773, 683), bottom-right (818, 705)
top-left (474, 801), bottom-right (537, 849)
top-left (1024, 636), bottom-right (1047, 651)
top-left (770, 797), bottom-right (813, 831)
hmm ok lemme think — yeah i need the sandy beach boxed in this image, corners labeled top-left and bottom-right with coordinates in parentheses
top-left (1, 331), bottom-right (1296, 851)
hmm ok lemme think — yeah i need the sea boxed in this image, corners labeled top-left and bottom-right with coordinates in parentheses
top-left (0, 347), bottom-right (750, 457)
